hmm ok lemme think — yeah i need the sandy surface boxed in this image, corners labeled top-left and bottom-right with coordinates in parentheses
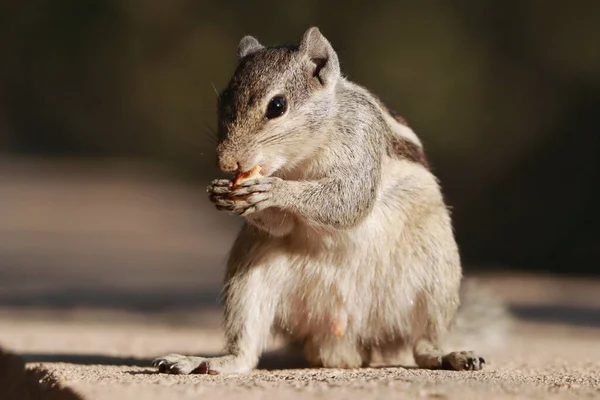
top-left (1, 275), bottom-right (599, 400)
top-left (0, 159), bottom-right (599, 399)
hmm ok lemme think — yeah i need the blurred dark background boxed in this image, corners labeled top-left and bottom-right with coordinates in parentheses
top-left (0, 0), bottom-right (599, 314)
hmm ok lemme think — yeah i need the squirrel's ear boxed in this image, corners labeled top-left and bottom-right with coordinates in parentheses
top-left (299, 27), bottom-right (340, 86)
top-left (238, 36), bottom-right (264, 59)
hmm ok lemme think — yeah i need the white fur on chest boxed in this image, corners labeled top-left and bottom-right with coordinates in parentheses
top-left (274, 157), bottom-right (434, 343)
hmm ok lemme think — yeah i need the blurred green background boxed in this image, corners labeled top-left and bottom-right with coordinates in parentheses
top-left (1, 0), bottom-right (599, 280)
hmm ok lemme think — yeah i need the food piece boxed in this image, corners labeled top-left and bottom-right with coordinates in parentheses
top-left (233, 165), bottom-right (263, 187)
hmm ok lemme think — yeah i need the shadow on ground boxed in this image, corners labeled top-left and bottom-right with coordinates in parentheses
top-left (0, 287), bottom-right (224, 313)
top-left (509, 304), bottom-right (600, 329)
top-left (0, 347), bottom-right (85, 400)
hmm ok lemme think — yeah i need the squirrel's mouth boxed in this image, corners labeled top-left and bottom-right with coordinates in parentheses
top-left (232, 161), bottom-right (279, 182)
top-left (232, 155), bottom-right (287, 180)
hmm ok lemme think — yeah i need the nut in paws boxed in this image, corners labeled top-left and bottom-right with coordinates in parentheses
top-left (207, 177), bottom-right (281, 216)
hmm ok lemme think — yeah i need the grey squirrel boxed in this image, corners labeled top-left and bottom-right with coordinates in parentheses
top-left (153, 27), bottom-right (510, 375)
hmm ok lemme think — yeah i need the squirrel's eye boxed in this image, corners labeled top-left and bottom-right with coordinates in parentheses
top-left (265, 96), bottom-right (287, 120)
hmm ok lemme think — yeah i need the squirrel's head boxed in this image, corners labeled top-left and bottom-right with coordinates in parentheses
top-left (216, 27), bottom-right (341, 176)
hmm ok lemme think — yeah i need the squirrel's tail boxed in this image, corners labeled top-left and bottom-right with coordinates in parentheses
top-left (442, 277), bottom-right (513, 353)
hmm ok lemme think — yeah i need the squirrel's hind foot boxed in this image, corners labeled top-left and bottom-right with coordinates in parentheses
top-left (441, 350), bottom-right (485, 371)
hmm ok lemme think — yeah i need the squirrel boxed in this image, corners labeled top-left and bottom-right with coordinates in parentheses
top-left (153, 27), bottom-right (510, 375)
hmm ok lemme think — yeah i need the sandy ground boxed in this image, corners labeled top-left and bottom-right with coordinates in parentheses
top-left (0, 159), bottom-right (599, 399)
top-left (1, 282), bottom-right (600, 400)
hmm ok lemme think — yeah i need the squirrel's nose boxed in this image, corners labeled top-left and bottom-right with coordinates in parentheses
top-left (217, 156), bottom-right (238, 173)
top-left (216, 143), bottom-right (239, 173)
top-left (217, 142), bottom-right (261, 174)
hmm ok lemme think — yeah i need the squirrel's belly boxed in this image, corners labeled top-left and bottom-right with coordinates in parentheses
top-left (275, 247), bottom-right (420, 342)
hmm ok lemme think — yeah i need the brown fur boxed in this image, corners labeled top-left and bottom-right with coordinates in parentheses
top-left (387, 136), bottom-right (430, 170)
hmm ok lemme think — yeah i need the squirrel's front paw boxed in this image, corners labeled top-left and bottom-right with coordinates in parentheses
top-left (207, 178), bottom-right (234, 211)
top-left (207, 177), bottom-right (281, 216)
